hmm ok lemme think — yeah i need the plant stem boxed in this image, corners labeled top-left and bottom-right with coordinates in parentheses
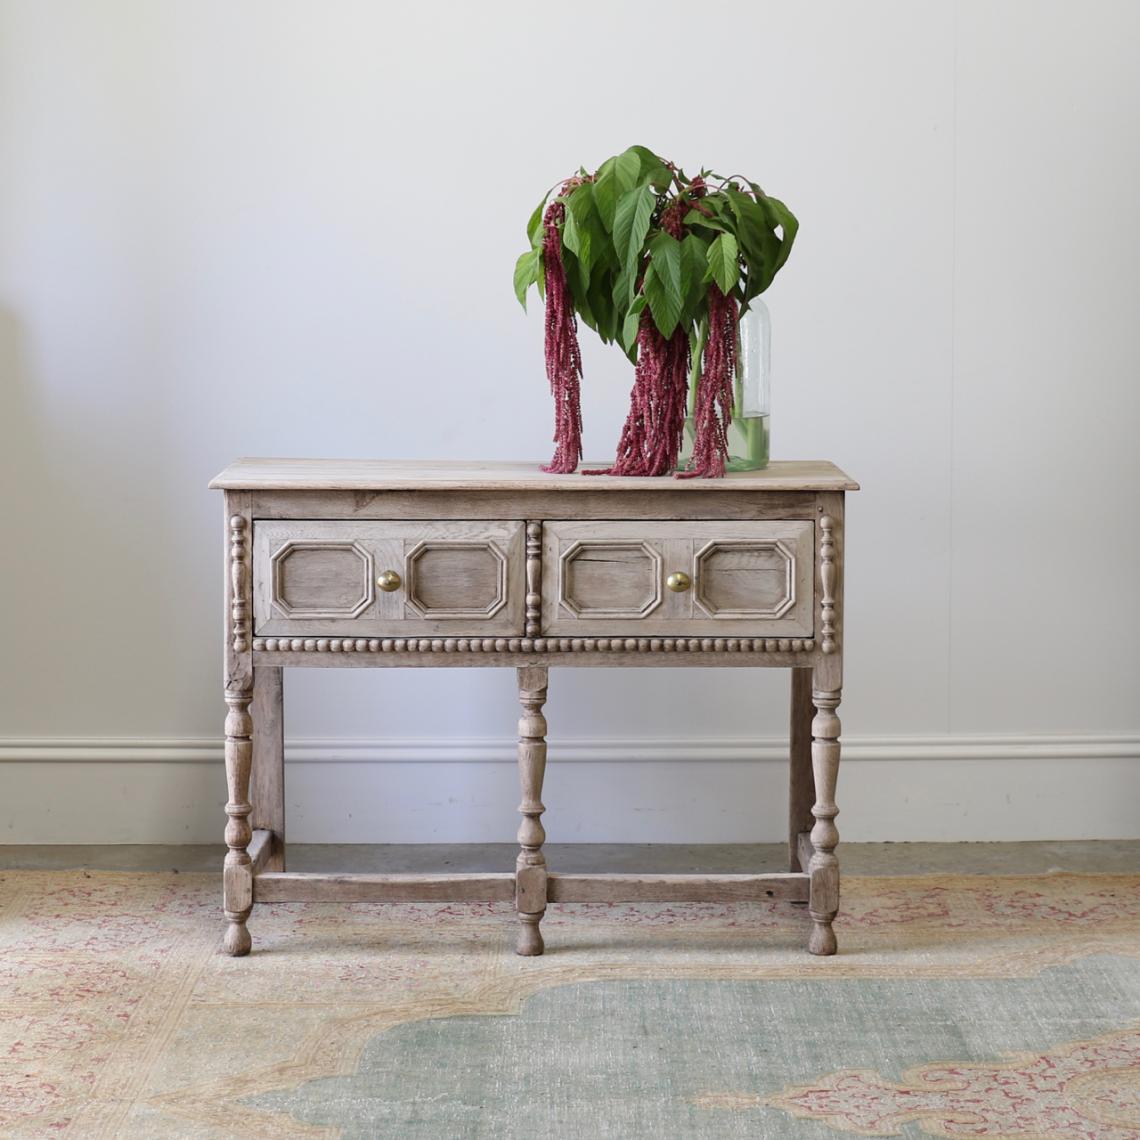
top-left (688, 316), bottom-right (709, 417)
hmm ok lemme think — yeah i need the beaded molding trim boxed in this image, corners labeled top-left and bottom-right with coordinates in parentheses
top-left (252, 636), bottom-right (815, 655)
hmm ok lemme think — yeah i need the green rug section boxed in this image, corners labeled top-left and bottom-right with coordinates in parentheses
top-left (247, 955), bottom-right (1140, 1138)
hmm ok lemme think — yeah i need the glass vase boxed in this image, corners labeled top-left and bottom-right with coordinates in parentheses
top-left (679, 299), bottom-right (771, 472)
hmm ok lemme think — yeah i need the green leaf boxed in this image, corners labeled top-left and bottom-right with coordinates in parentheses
top-left (562, 204), bottom-right (580, 254)
top-left (683, 208), bottom-right (726, 231)
top-left (613, 185), bottom-right (656, 279)
top-left (725, 188), bottom-right (778, 280)
top-left (587, 267), bottom-right (618, 344)
top-left (644, 232), bottom-right (684, 338)
top-left (644, 267), bottom-right (682, 339)
top-left (649, 229), bottom-right (682, 264)
top-left (593, 221), bottom-right (621, 271)
top-left (594, 151), bottom-right (642, 232)
top-left (624, 144), bottom-right (672, 190)
top-left (611, 265), bottom-right (634, 311)
top-left (566, 239), bottom-right (586, 299)
top-left (567, 182), bottom-right (595, 226)
top-left (611, 188), bottom-right (648, 307)
top-left (625, 144), bottom-right (662, 168)
top-left (705, 232), bottom-right (740, 294)
top-left (680, 233), bottom-right (709, 316)
top-left (620, 308), bottom-right (641, 355)
top-left (526, 195), bottom-right (548, 249)
top-left (618, 289), bottom-right (648, 350)
top-left (513, 249), bottom-right (540, 309)
top-left (563, 249), bottom-right (596, 331)
top-left (761, 194), bottom-right (799, 273)
top-left (699, 192), bottom-right (732, 220)
top-left (562, 206), bottom-right (593, 292)
top-left (565, 184), bottom-right (602, 290)
top-left (615, 148), bottom-right (640, 188)
top-left (592, 159), bottom-right (617, 231)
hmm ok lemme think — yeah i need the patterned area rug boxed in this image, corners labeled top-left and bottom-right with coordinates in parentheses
top-left (1, 870), bottom-right (1138, 1138)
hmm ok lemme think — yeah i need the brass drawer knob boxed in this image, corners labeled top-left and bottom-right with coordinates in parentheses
top-left (376, 570), bottom-right (402, 592)
top-left (666, 571), bottom-right (692, 593)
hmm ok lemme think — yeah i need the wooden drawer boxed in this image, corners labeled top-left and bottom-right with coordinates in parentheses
top-left (541, 520), bottom-right (814, 637)
top-left (253, 520), bottom-right (525, 636)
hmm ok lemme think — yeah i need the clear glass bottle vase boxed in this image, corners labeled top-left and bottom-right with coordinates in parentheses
top-left (679, 299), bottom-right (771, 472)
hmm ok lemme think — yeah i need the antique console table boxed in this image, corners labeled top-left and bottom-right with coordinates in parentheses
top-left (209, 459), bottom-right (857, 958)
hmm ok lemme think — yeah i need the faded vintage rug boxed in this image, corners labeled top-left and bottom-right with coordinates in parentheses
top-left (1, 870), bottom-right (1138, 1138)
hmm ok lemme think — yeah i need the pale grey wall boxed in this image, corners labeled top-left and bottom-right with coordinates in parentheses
top-left (2, 0), bottom-right (1138, 841)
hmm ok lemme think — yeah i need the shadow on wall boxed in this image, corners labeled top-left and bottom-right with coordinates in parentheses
top-left (0, 305), bottom-right (184, 737)
top-left (0, 308), bottom-right (58, 731)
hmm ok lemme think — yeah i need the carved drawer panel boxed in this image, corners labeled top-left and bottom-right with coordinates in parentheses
top-left (253, 521), bottom-right (525, 636)
top-left (541, 520), bottom-right (814, 636)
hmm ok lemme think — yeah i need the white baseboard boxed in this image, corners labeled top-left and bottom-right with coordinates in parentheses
top-left (1, 734), bottom-right (1137, 844)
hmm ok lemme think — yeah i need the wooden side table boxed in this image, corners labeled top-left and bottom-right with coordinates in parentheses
top-left (209, 459), bottom-right (857, 957)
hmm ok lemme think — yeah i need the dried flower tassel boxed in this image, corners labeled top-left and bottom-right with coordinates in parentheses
top-left (585, 316), bottom-right (689, 476)
top-left (678, 284), bottom-right (738, 479)
top-left (540, 200), bottom-right (583, 474)
top-left (586, 202), bottom-right (690, 477)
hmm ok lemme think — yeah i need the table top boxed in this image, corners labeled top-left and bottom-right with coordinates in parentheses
top-left (209, 458), bottom-right (859, 492)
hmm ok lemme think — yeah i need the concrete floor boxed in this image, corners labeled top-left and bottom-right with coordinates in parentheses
top-left (1, 841), bottom-right (1136, 875)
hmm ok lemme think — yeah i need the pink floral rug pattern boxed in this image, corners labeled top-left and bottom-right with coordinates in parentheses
top-left (0, 870), bottom-right (1137, 1137)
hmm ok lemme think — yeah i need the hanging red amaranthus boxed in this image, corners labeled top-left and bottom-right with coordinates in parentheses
top-left (678, 284), bottom-right (738, 479)
top-left (587, 202), bottom-right (690, 476)
top-left (539, 199), bottom-right (583, 474)
top-left (515, 147), bottom-right (798, 478)
top-left (586, 315), bottom-right (690, 476)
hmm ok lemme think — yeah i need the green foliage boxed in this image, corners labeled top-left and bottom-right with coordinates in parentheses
top-left (620, 293), bottom-right (648, 358)
top-left (594, 150), bottom-right (641, 232)
top-left (514, 249), bottom-right (540, 310)
top-left (705, 233), bottom-right (739, 295)
top-left (515, 146), bottom-right (798, 354)
top-left (613, 186), bottom-right (656, 290)
top-left (679, 233), bottom-right (709, 315)
top-left (525, 196), bottom-right (548, 249)
top-left (644, 231), bottom-right (684, 338)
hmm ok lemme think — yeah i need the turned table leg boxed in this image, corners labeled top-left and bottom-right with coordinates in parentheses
top-left (222, 686), bottom-right (254, 956)
top-left (515, 664), bottom-right (549, 955)
top-left (808, 686), bottom-right (842, 956)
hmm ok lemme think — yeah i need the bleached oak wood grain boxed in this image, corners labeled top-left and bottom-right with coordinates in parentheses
top-left (222, 686), bottom-right (253, 957)
top-left (525, 522), bottom-right (542, 638)
top-left (247, 828), bottom-right (274, 875)
top-left (211, 458), bottom-right (858, 492)
top-left (808, 686), bottom-right (843, 956)
top-left (547, 873), bottom-right (809, 903)
top-left (253, 520), bottom-right (524, 637)
top-left (253, 872), bottom-right (516, 903)
top-left (250, 667), bottom-right (285, 872)
top-left (250, 489), bottom-right (817, 521)
top-left (214, 457), bottom-right (854, 956)
top-left (796, 830), bottom-right (815, 877)
top-left (515, 664), bottom-right (549, 955)
top-left (541, 520), bottom-right (814, 637)
top-left (221, 491), bottom-right (254, 956)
